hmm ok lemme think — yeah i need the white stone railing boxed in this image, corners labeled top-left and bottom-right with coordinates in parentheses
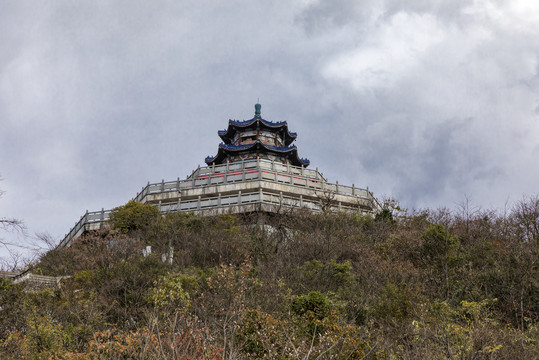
top-left (132, 158), bottom-right (369, 202)
top-left (59, 159), bottom-right (377, 248)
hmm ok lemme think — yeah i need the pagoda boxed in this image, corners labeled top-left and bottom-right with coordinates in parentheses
top-left (205, 103), bottom-right (309, 167)
top-left (59, 104), bottom-right (380, 247)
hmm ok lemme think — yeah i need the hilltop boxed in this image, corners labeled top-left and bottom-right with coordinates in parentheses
top-left (1, 198), bottom-right (537, 359)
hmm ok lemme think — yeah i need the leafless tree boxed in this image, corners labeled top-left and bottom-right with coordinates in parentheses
top-left (315, 189), bottom-right (337, 212)
top-left (512, 194), bottom-right (539, 244)
top-left (0, 250), bottom-right (24, 271)
top-left (0, 216), bottom-right (25, 243)
top-left (33, 232), bottom-right (59, 251)
top-left (0, 177), bottom-right (27, 267)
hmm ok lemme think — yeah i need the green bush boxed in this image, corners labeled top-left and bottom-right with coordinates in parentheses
top-left (421, 224), bottom-right (460, 261)
top-left (109, 200), bottom-right (161, 233)
top-left (290, 291), bottom-right (331, 320)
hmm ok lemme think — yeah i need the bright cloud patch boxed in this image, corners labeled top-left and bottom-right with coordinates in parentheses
top-left (323, 12), bottom-right (446, 90)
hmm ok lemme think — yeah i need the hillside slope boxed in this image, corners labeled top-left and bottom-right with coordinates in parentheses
top-left (1, 199), bottom-right (538, 359)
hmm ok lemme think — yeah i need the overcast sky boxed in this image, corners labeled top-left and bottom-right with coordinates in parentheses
top-left (1, 0), bottom-right (538, 261)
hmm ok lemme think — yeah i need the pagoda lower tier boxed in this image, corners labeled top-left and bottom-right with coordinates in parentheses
top-left (205, 142), bottom-right (309, 167)
top-left (59, 158), bottom-right (380, 248)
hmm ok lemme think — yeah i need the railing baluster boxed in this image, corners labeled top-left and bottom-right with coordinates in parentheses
top-left (61, 160), bottom-right (377, 247)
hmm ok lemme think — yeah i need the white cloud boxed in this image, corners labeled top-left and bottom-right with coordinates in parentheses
top-left (318, 0), bottom-right (539, 209)
top-left (463, 0), bottom-right (539, 33)
top-left (322, 12), bottom-right (446, 90)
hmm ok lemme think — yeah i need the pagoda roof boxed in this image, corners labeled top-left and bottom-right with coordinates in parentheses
top-left (218, 117), bottom-right (297, 146)
top-left (205, 140), bottom-right (310, 167)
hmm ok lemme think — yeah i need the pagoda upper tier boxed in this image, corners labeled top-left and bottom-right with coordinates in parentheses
top-left (205, 104), bottom-right (310, 167)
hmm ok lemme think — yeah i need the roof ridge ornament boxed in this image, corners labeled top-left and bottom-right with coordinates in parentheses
top-left (255, 103), bottom-right (261, 117)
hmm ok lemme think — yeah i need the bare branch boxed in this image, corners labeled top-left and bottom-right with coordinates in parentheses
top-left (33, 232), bottom-right (59, 252)
top-left (0, 176), bottom-right (28, 266)
top-left (0, 217), bottom-right (25, 232)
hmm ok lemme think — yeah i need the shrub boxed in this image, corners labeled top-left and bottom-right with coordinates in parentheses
top-left (109, 200), bottom-right (161, 233)
top-left (290, 291), bottom-right (332, 320)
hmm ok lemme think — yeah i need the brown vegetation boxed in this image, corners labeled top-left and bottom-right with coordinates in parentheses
top-left (0, 196), bottom-right (538, 359)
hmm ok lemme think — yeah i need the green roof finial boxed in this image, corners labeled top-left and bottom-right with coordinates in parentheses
top-left (255, 103), bottom-right (261, 117)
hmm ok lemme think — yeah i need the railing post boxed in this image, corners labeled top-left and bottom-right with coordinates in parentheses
top-left (193, 167), bottom-right (199, 187)
top-left (300, 194), bottom-right (303, 207)
top-left (301, 165), bottom-right (304, 176)
top-left (161, 179), bottom-right (165, 192)
top-left (218, 193), bottom-right (221, 206)
top-left (352, 183), bottom-right (355, 195)
top-left (238, 190), bottom-right (242, 204)
top-left (197, 196), bottom-right (201, 210)
top-left (83, 210), bottom-right (88, 233)
top-left (177, 177), bottom-right (180, 190)
top-left (100, 208), bottom-right (104, 229)
top-left (336, 181), bottom-right (339, 193)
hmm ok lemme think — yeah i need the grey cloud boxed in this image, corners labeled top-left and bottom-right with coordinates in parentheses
top-left (295, 0), bottom-right (371, 34)
top-left (1, 1), bottom-right (538, 259)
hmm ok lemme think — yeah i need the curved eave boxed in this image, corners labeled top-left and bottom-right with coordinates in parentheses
top-left (218, 117), bottom-right (297, 145)
top-left (205, 141), bottom-right (310, 167)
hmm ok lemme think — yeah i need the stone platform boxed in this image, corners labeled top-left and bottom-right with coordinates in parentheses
top-left (59, 158), bottom-right (379, 247)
